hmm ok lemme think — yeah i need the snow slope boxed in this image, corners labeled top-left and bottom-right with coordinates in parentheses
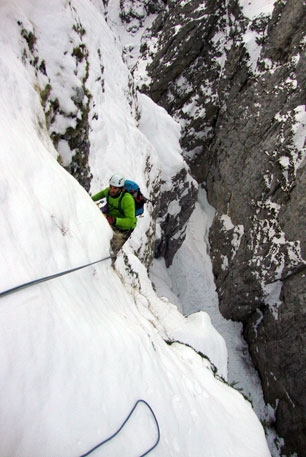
top-left (0, 1), bottom-right (271, 456)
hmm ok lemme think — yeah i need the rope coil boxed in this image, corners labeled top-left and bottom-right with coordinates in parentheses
top-left (79, 399), bottom-right (160, 457)
top-left (0, 264), bottom-right (161, 455)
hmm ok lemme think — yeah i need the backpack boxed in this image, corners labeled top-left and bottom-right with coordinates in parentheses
top-left (122, 179), bottom-right (147, 216)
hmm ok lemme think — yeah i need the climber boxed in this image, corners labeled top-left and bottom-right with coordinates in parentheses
top-left (91, 173), bottom-right (137, 254)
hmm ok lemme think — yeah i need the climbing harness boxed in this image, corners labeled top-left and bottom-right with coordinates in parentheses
top-left (78, 399), bottom-right (160, 457)
top-left (0, 255), bottom-right (114, 299)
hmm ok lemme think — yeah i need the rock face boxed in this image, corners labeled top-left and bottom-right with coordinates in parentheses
top-left (18, 16), bottom-right (93, 192)
top-left (154, 167), bottom-right (198, 267)
top-left (129, 0), bottom-right (306, 455)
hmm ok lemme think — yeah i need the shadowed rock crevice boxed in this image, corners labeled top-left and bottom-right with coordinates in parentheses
top-left (130, 0), bottom-right (306, 455)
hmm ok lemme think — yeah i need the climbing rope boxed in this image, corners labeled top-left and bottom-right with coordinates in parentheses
top-left (0, 255), bottom-right (114, 299)
top-left (78, 399), bottom-right (160, 457)
top-left (1, 274), bottom-right (161, 455)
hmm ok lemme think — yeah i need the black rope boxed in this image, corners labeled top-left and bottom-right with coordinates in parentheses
top-left (0, 256), bottom-right (113, 299)
top-left (79, 399), bottom-right (160, 457)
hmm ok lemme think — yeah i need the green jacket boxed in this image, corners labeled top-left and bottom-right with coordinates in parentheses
top-left (92, 187), bottom-right (137, 231)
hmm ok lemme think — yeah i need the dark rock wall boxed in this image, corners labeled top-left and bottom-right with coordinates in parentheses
top-left (154, 167), bottom-right (198, 267)
top-left (133, 0), bottom-right (306, 455)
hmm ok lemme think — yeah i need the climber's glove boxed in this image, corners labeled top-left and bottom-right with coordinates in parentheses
top-left (106, 215), bottom-right (116, 226)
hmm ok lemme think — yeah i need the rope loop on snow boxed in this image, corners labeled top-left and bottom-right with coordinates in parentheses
top-left (78, 399), bottom-right (160, 457)
top-left (0, 255), bottom-right (114, 299)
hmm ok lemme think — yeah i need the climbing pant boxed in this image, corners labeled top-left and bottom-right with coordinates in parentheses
top-left (111, 227), bottom-right (134, 257)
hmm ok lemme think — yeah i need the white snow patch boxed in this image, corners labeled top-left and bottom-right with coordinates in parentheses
top-left (239, 0), bottom-right (277, 19)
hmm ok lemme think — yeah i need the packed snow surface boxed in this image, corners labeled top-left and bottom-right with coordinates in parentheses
top-left (0, 0), bottom-right (278, 456)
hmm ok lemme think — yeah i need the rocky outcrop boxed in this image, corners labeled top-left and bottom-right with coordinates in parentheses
top-left (18, 13), bottom-right (93, 192)
top-left (154, 167), bottom-right (198, 267)
top-left (131, 0), bottom-right (306, 455)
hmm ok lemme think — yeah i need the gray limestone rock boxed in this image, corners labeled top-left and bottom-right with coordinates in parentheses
top-left (134, 0), bottom-right (306, 455)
